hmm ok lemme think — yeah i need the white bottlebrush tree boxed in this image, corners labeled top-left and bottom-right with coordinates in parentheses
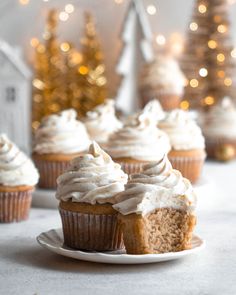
top-left (115, 0), bottom-right (154, 114)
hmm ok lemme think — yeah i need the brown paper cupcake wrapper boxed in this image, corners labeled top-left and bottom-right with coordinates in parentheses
top-left (169, 155), bottom-right (205, 183)
top-left (116, 161), bottom-right (147, 175)
top-left (33, 158), bottom-right (70, 189)
top-left (0, 189), bottom-right (33, 223)
top-left (59, 208), bottom-right (124, 251)
top-left (205, 137), bottom-right (236, 159)
top-left (140, 88), bottom-right (181, 110)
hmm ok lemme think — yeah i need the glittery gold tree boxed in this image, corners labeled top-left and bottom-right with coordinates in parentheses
top-left (181, 0), bottom-right (236, 110)
top-left (32, 9), bottom-right (67, 130)
top-left (76, 12), bottom-right (107, 117)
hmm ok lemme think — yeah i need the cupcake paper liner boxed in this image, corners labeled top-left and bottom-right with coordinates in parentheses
top-left (0, 189), bottom-right (33, 223)
top-left (168, 155), bottom-right (205, 183)
top-left (59, 208), bottom-right (124, 251)
top-left (205, 137), bottom-right (236, 159)
top-left (33, 158), bottom-right (71, 189)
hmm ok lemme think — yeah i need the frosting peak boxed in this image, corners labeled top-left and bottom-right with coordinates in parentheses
top-left (56, 142), bottom-right (128, 204)
top-left (113, 155), bottom-right (196, 215)
top-left (0, 134), bottom-right (39, 186)
top-left (33, 109), bottom-right (90, 154)
top-left (105, 112), bottom-right (170, 161)
top-left (83, 99), bottom-right (122, 144)
top-left (158, 109), bottom-right (205, 150)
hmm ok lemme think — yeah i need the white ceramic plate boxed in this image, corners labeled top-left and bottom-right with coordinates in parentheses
top-left (37, 229), bottom-right (205, 264)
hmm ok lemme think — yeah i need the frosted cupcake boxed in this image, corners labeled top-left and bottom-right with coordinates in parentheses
top-left (202, 97), bottom-right (236, 161)
top-left (139, 55), bottom-right (186, 110)
top-left (113, 155), bottom-right (196, 254)
top-left (33, 109), bottom-right (90, 189)
top-left (56, 142), bottom-right (128, 251)
top-left (0, 134), bottom-right (39, 222)
top-left (83, 99), bottom-right (122, 146)
top-left (105, 112), bottom-right (171, 174)
top-left (158, 110), bottom-right (206, 183)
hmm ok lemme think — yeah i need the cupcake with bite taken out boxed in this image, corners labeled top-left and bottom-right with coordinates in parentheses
top-left (158, 109), bottom-right (206, 183)
top-left (113, 155), bottom-right (197, 254)
top-left (83, 99), bottom-right (122, 147)
top-left (33, 109), bottom-right (90, 189)
top-left (0, 134), bottom-right (39, 223)
top-left (105, 111), bottom-right (171, 175)
top-left (56, 142), bottom-right (128, 251)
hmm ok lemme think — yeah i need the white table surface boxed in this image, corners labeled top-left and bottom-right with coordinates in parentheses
top-left (0, 161), bottom-right (236, 295)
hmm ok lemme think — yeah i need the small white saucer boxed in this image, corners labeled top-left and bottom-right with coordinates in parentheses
top-left (37, 229), bottom-right (205, 265)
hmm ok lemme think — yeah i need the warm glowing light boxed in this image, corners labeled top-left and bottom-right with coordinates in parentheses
top-left (60, 42), bottom-right (70, 52)
top-left (198, 4), bottom-right (207, 13)
top-left (180, 100), bottom-right (190, 110)
top-left (214, 15), bottom-right (222, 23)
top-left (65, 4), bottom-right (74, 13)
top-left (190, 22), bottom-right (198, 31)
top-left (146, 5), bottom-right (157, 15)
top-left (33, 79), bottom-right (44, 90)
top-left (204, 96), bottom-right (215, 105)
top-left (208, 40), bottom-right (217, 49)
top-left (168, 33), bottom-right (184, 57)
top-left (199, 68), bottom-right (208, 77)
top-left (217, 24), bottom-right (227, 33)
top-left (231, 48), bottom-right (236, 58)
top-left (218, 70), bottom-right (225, 78)
top-left (79, 66), bottom-right (89, 75)
top-left (114, 0), bottom-right (123, 3)
top-left (37, 44), bottom-right (45, 53)
top-left (156, 35), bottom-right (166, 46)
top-left (224, 78), bottom-right (232, 86)
top-left (217, 53), bottom-right (225, 62)
top-left (59, 11), bottom-right (69, 21)
top-left (30, 38), bottom-right (39, 48)
top-left (190, 79), bottom-right (199, 88)
top-left (19, 0), bottom-right (29, 5)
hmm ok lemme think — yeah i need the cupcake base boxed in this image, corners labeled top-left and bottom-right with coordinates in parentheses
top-left (0, 185), bottom-right (34, 223)
top-left (168, 149), bottom-right (206, 183)
top-left (113, 157), bottom-right (151, 175)
top-left (118, 208), bottom-right (196, 255)
top-left (59, 201), bottom-right (124, 251)
top-left (33, 152), bottom-right (84, 189)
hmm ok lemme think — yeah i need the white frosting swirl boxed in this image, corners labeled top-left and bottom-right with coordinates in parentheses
top-left (202, 97), bottom-right (236, 139)
top-left (140, 56), bottom-right (186, 96)
top-left (33, 109), bottom-right (90, 154)
top-left (56, 142), bottom-right (128, 204)
top-left (158, 110), bottom-right (205, 150)
top-left (113, 156), bottom-right (196, 215)
top-left (105, 112), bottom-right (171, 161)
top-left (0, 134), bottom-right (39, 187)
top-left (83, 99), bottom-right (122, 144)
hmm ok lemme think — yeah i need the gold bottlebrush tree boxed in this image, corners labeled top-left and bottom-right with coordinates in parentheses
top-left (32, 9), bottom-right (68, 130)
top-left (76, 12), bottom-right (107, 117)
top-left (181, 0), bottom-right (236, 110)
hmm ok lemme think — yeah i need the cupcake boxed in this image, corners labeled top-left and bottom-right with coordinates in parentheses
top-left (0, 134), bottom-right (39, 223)
top-left (33, 109), bottom-right (90, 189)
top-left (158, 109), bottom-right (206, 183)
top-left (83, 99), bottom-right (122, 146)
top-left (201, 97), bottom-right (236, 161)
top-left (113, 155), bottom-right (197, 254)
top-left (105, 112), bottom-right (171, 174)
top-left (139, 55), bottom-right (186, 110)
top-left (56, 142), bottom-right (128, 251)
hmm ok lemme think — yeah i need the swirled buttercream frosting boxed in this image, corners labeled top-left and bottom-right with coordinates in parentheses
top-left (33, 109), bottom-right (90, 154)
top-left (83, 99), bottom-right (122, 144)
top-left (113, 155), bottom-right (196, 215)
top-left (158, 109), bottom-right (205, 150)
top-left (0, 134), bottom-right (39, 186)
top-left (202, 97), bottom-right (236, 139)
top-left (105, 112), bottom-right (170, 161)
top-left (56, 142), bottom-right (128, 204)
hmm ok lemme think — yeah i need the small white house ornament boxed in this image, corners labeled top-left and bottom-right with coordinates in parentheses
top-left (0, 40), bottom-right (32, 154)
